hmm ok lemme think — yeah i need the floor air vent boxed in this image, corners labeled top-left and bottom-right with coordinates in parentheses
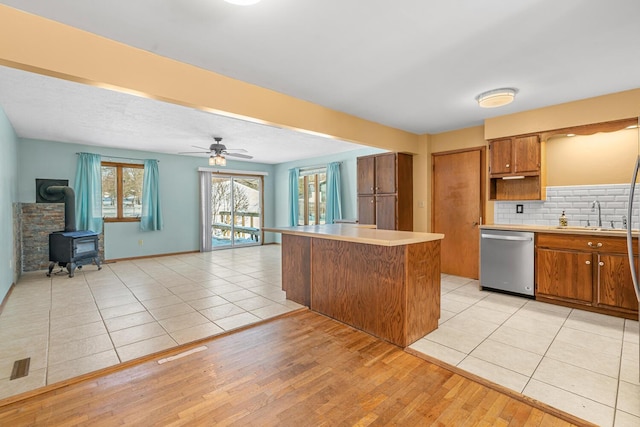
top-left (10, 358), bottom-right (30, 380)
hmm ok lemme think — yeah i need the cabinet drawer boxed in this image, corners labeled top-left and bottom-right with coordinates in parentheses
top-left (537, 233), bottom-right (631, 253)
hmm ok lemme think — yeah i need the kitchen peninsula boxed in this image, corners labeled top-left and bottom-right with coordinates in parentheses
top-left (264, 224), bottom-right (444, 347)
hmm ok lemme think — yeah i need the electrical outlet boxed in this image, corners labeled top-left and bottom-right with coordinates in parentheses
top-left (138, 240), bottom-right (143, 246)
top-left (516, 204), bottom-right (524, 214)
top-left (418, 201), bottom-right (425, 208)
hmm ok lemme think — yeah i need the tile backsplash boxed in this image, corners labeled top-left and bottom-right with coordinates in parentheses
top-left (494, 184), bottom-right (640, 229)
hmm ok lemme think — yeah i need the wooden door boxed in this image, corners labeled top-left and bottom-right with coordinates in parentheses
top-left (357, 156), bottom-right (375, 195)
top-left (358, 195), bottom-right (375, 225)
top-left (597, 253), bottom-right (639, 311)
top-left (536, 248), bottom-right (593, 302)
top-left (432, 148), bottom-right (483, 279)
top-left (513, 135), bottom-right (540, 174)
top-left (375, 153), bottom-right (397, 194)
top-left (489, 138), bottom-right (512, 175)
top-left (375, 194), bottom-right (397, 230)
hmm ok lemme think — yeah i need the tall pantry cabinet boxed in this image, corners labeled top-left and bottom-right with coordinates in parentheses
top-left (357, 152), bottom-right (413, 231)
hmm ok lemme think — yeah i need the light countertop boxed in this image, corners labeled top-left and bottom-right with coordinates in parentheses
top-left (264, 224), bottom-right (444, 246)
top-left (480, 224), bottom-right (639, 237)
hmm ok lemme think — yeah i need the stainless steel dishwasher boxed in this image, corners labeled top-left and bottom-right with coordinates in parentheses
top-left (480, 229), bottom-right (534, 297)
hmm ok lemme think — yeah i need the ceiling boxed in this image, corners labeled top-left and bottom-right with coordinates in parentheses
top-left (1, 0), bottom-right (639, 164)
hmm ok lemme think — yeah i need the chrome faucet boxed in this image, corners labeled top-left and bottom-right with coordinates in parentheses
top-left (592, 200), bottom-right (602, 227)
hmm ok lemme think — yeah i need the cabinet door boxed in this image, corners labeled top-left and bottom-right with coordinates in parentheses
top-left (513, 135), bottom-right (540, 174)
top-left (358, 195), bottom-right (375, 225)
top-left (357, 156), bottom-right (375, 195)
top-left (375, 153), bottom-right (397, 194)
top-left (489, 138), bottom-right (512, 175)
top-left (375, 195), bottom-right (397, 230)
top-left (596, 254), bottom-right (639, 311)
top-left (536, 248), bottom-right (593, 303)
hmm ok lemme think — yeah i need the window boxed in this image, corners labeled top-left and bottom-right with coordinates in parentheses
top-left (101, 162), bottom-right (144, 222)
top-left (297, 167), bottom-right (326, 225)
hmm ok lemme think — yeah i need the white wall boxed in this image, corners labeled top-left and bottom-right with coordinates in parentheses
top-left (0, 107), bottom-right (18, 302)
top-left (268, 147), bottom-right (387, 242)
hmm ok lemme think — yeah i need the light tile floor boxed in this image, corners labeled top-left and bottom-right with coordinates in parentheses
top-left (0, 245), bottom-right (302, 399)
top-left (1, 248), bottom-right (638, 426)
top-left (409, 274), bottom-right (640, 427)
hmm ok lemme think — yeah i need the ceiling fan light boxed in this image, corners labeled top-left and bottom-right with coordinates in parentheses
top-left (476, 88), bottom-right (518, 108)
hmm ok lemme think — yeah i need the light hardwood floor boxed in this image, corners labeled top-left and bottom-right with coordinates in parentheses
top-left (0, 310), bottom-right (590, 426)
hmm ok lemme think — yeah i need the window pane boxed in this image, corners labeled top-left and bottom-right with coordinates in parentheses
top-left (318, 172), bottom-right (327, 224)
top-left (297, 177), bottom-right (305, 225)
top-left (101, 166), bottom-right (117, 218)
top-left (123, 167), bottom-right (144, 217)
top-left (308, 179), bottom-right (316, 225)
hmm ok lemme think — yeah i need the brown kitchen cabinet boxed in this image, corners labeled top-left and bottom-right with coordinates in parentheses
top-left (536, 233), bottom-right (638, 319)
top-left (489, 135), bottom-right (545, 201)
top-left (357, 152), bottom-right (413, 231)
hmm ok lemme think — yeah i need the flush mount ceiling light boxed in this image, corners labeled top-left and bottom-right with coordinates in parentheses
top-left (209, 154), bottom-right (226, 166)
top-left (475, 88), bottom-right (518, 108)
top-left (224, 0), bottom-right (261, 5)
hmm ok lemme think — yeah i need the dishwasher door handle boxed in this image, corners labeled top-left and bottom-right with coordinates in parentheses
top-left (481, 233), bottom-right (533, 242)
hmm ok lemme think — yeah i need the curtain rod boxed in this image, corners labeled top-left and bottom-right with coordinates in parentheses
top-left (76, 152), bottom-right (159, 162)
top-left (300, 161), bottom-right (342, 170)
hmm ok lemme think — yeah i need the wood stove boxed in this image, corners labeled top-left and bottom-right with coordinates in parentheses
top-left (47, 231), bottom-right (102, 278)
top-left (36, 179), bottom-right (102, 278)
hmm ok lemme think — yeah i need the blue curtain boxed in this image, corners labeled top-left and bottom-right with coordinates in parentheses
top-left (326, 162), bottom-right (342, 224)
top-left (74, 153), bottom-right (103, 233)
top-left (288, 168), bottom-right (300, 226)
top-left (140, 159), bottom-right (163, 231)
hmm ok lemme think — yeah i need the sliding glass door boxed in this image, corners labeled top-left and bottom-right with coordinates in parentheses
top-left (210, 174), bottom-right (262, 249)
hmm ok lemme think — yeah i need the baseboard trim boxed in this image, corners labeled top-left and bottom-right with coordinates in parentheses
top-left (0, 282), bottom-right (15, 317)
top-left (105, 250), bottom-right (199, 263)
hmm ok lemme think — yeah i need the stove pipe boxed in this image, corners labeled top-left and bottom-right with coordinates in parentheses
top-left (46, 186), bottom-right (76, 232)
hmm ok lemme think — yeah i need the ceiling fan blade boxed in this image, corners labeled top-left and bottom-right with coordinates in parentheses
top-left (191, 145), bottom-right (210, 150)
top-left (225, 152), bottom-right (253, 159)
top-left (225, 148), bottom-right (248, 153)
top-left (178, 151), bottom-right (209, 154)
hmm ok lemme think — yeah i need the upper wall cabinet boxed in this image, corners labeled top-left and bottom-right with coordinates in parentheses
top-left (357, 152), bottom-right (413, 231)
top-left (489, 135), bottom-right (546, 200)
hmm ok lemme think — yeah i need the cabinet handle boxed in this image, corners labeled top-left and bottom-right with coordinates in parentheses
top-left (587, 242), bottom-right (603, 248)
top-left (599, 261), bottom-right (605, 266)
top-left (370, 187), bottom-right (374, 192)
top-left (585, 260), bottom-right (591, 265)
top-left (370, 200), bottom-right (374, 204)
top-left (505, 163), bottom-right (510, 168)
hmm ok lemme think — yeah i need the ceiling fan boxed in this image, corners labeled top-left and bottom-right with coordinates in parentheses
top-left (180, 136), bottom-right (253, 166)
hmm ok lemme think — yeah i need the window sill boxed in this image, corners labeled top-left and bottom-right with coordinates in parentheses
top-left (104, 218), bottom-right (141, 223)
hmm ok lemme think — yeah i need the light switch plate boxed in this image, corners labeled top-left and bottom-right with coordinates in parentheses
top-left (516, 204), bottom-right (524, 214)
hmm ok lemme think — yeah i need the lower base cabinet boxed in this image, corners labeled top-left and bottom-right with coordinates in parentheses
top-left (536, 233), bottom-right (638, 319)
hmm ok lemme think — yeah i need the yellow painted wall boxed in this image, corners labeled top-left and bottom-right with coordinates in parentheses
top-left (546, 128), bottom-right (638, 186)
top-left (413, 134), bottom-right (431, 232)
top-left (485, 89), bottom-right (640, 139)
